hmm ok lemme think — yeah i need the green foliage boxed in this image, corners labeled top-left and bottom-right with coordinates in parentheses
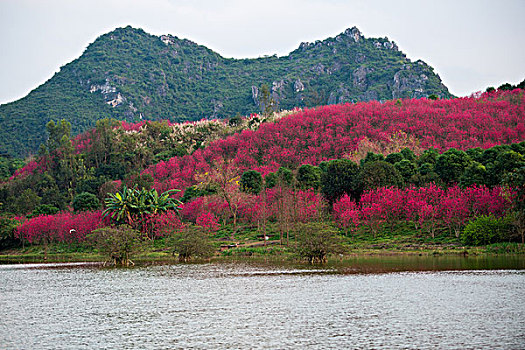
top-left (0, 216), bottom-right (21, 249)
top-left (461, 215), bottom-right (512, 246)
top-left (103, 186), bottom-right (182, 228)
top-left (7, 188), bottom-right (41, 215)
top-left (168, 225), bottom-right (216, 262)
top-left (459, 162), bottom-right (488, 187)
top-left (360, 161), bottom-right (403, 190)
top-left (417, 148), bottom-right (439, 166)
top-left (360, 152), bottom-right (385, 166)
top-left (321, 159), bottom-right (361, 204)
top-left (485, 151), bottom-right (524, 186)
top-left (276, 167), bottom-right (294, 187)
top-left (180, 185), bottom-right (217, 203)
top-left (265, 172), bottom-right (278, 189)
top-left (43, 120), bottom-right (71, 154)
top-left (30, 204), bottom-right (60, 218)
top-left (0, 156), bottom-right (24, 180)
top-left (296, 164), bottom-right (321, 191)
top-left (0, 26), bottom-right (453, 158)
top-left (400, 148), bottom-right (416, 161)
top-left (435, 148), bottom-right (471, 184)
top-left (240, 170), bottom-right (263, 194)
top-left (73, 192), bottom-right (101, 212)
top-left (77, 177), bottom-right (107, 195)
top-left (124, 173), bottom-right (154, 190)
top-left (385, 152), bottom-right (404, 164)
top-left (88, 226), bottom-right (143, 266)
top-left (394, 159), bottom-right (417, 183)
top-left (294, 222), bottom-right (344, 264)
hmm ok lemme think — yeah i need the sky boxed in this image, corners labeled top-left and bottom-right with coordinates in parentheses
top-left (0, 0), bottom-right (524, 104)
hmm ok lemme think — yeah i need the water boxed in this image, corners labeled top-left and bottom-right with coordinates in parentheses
top-left (1, 259), bottom-right (524, 349)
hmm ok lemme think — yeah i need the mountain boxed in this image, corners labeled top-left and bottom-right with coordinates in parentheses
top-left (0, 26), bottom-right (452, 157)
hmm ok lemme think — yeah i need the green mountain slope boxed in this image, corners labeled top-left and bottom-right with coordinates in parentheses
top-left (0, 26), bottom-right (452, 157)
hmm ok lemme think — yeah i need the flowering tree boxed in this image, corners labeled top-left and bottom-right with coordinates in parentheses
top-left (196, 159), bottom-right (246, 239)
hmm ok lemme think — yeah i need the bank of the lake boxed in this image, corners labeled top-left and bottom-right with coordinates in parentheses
top-left (1, 238), bottom-right (524, 268)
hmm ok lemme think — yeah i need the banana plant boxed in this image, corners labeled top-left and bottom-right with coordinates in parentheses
top-left (103, 186), bottom-right (182, 229)
top-left (103, 185), bottom-right (134, 225)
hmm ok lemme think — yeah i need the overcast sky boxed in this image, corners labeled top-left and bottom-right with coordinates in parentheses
top-left (0, 0), bottom-right (524, 104)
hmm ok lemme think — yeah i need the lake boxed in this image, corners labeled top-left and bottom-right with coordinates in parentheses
top-left (1, 256), bottom-right (524, 349)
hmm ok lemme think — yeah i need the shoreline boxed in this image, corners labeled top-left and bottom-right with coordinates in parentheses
top-left (1, 243), bottom-right (523, 266)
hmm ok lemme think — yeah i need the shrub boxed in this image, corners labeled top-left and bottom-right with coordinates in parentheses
top-left (88, 226), bottom-right (143, 266)
top-left (30, 204), bottom-right (60, 218)
top-left (461, 215), bottom-right (512, 246)
top-left (0, 216), bottom-right (22, 249)
top-left (73, 192), bottom-right (101, 212)
top-left (168, 225), bottom-right (216, 262)
top-left (240, 170), bottom-right (263, 194)
top-left (294, 222), bottom-right (344, 264)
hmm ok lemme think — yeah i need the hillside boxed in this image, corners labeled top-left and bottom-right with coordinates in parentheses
top-left (148, 89), bottom-right (524, 192)
top-left (0, 26), bottom-right (452, 157)
top-left (2, 89), bottom-right (523, 217)
top-left (3, 90), bottom-right (524, 254)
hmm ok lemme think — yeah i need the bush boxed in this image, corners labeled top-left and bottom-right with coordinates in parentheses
top-left (30, 204), bottom-right (60, 218)
top-left (461, 215), bottom-right (512, 246)
top-left (88, 226), bottom-right (143, 266)
top-left (294, 222), bottom-right (345, 263)
top-left (0, 216), bottom-right (22, 249)
top-left (168, 225), bottom-right (216, 262)
top-left (240, 170), bottom-right (263, 194)
top-left (73, 192), bottom-right (101, 212)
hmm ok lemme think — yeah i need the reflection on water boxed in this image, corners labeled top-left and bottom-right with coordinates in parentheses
top-left (0, 258), bottom-right (524, 349)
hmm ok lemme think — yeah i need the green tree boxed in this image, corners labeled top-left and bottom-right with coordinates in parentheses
top-left (459, 162), bottom-right (488, 187)
top-left (394, 159), bottom-right (417, 184)
top-left (240, 170), bottom-right (263, 194)
top-left (321, 159), bottom-right (361, 205)
top-left (360, 152), bottom-right (385, 166)
top-left (30, 204), bottom-right (60, 218)
top-left (410, 163), bottom-right (442, 187)
top-left (124, 173), bottom-right (155, 190)
top-left (43, 119), bottom-right (71, 155)
top-left (265, 172), bottom-right (278, 188)
top-left (0, 216), bottom-right (22, 249)
top-left (504, 167), bottom-right (525, 243)
top-left (385, 152), bottom-right (404, 164)
top-left (416, 148), bottom-right (439, 166)
top-left (73, 192), bottom-right (101, 212)
top-left (88, 226), bottom-right (143, 266)
top-left (461, 215), bottom-right (511, 246)
top-left (294, 222), bottom-right (344, 264)
top-left (259, 83), bottom-right (278, 116)
top-left (8, 188), bottom-right (41, 215)
top-left (485, 151), bottom-right (524, 186)
top-left (168, 225), bottom-right (216, 262)
top-left (435, 148), bottom-right (471, 184)
top-left (400, 147), bottom-right (416, 162)
top-left (296, 164), bottom-right (322, 191)
top-left (360, 161), bottom-right (403, 190)
top-left (276, 167), bottom-right (294, 187)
